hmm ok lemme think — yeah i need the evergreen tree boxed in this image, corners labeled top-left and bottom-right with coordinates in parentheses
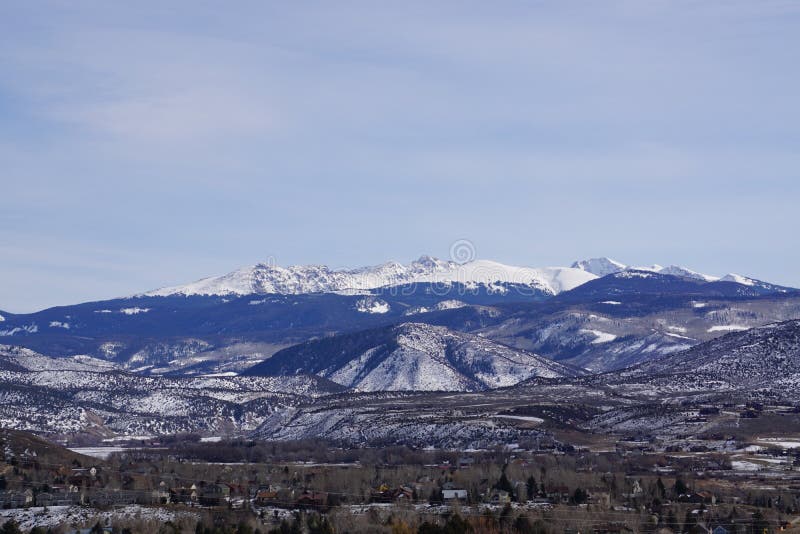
top-left (494, 465), bottom-right (515, 498)
top-left (526, 475), bottom-right (538, 499)
top-left (417, 522), bottom-right (443, 534)
top-left (657, 477), bottom-right (667, 499)
top-left (442, 514), bottom-right (473, 534)
top-left (514, 515), bottom-right (535, 534)
top-left (667, 510), bottom-right (679, 532)
top-left (683, 509), bottom-right (697, 533)
top-left (500, 503), bottom-right (514, 525)
top-left (751, 510), bottom-right (770, 534)
top-left (307, 514), bottom-right (333, 534)
top-left (270, 520), bottom-right (301, 534)
top-left (572, 488), bottom-right (589, 505)
top-left (0, 521), bottom-right (22, 534)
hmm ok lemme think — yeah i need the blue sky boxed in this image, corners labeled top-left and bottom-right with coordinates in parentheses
top-left (2, 1), bottom-right (799, 312)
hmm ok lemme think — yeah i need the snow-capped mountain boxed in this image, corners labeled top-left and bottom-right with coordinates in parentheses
top-left (570, 257), bottom-right (790, 288)
top-left (572, 257), bottom-right (716, 281)
top-left (144, 256), bottom-right (597, 298)
top-left (570, 257), bottom-right (627, 277)
top-left (243, 322), bottom-right (582, 392)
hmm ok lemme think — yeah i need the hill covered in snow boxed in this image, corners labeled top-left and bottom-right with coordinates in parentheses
top-left (243, 322), bottom-right (583, 392)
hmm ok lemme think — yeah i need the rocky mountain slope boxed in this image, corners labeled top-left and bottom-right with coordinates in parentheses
top-left (243, 322), bottom-right (582, 392)
top-left (624, 319), bottom-right (800, 389)
top-left (0, 345), bottom-right (343, 437)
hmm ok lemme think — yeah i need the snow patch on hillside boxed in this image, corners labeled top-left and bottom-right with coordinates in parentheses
top-left (581, 329), bottom-right (617, 344)
top-left (0, 324), bottom-right (38, 336)
top-left (120, 307), bottom-right (150, 315)
top-left (720, 273), bottom-right (755, 286)
top-left (355, 297), bottom-right (390, 314)
top-left (404, 299), bottom-right (468, 316)
top-left (708, 325), bottom-right (749, 332)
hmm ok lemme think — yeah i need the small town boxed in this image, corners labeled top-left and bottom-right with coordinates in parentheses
top-left (2, 430), bottom-right (800, 533)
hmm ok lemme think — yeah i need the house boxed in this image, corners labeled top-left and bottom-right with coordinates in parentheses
top-left (152, 481), bottom-right (170, 504)
top-left (442, 482), bottom-right (467, 501)
top-left (295, 490), bottom-right (328, 511)
top-left (370, 483), bottom-right (393, 503)
top-left (394, 486), bottom-right (415, 502)
top-left (170, 484), bottom-right (199, 504)
top-left (546, 486), bottom-right (571, 503)
top-left (62, 487), bottom-right (83, 506)
top-left (0, 490), bottom-right (33, 508)
top-left (69, 467), bottom-right (102, 489)
top-left (255, 488), bottom-right (280, 506)
top-left (587, 488), bottom-right (611, 507)
top-left (200, 483), bottom-right (230, 506)
top-left (20, 489), bottom-right (34, 506)
top-left (88, 489), bottom-right (138, 507)
top-left (35, 492), bottom-right (54, 507)
top-left (679, 492), bottom-right (716, 505)
top-left (488, 489), bottom-right (511, 504)
top-left (696, 491), bottom-right (716, 504)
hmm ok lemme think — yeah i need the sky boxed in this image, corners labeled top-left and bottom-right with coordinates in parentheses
top-left (1, 1), bottom-right (799, 312)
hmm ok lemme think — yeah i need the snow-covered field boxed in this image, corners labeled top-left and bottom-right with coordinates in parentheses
top-left (0, 505), bottom-right (198, 530)
top-left (707, 325), bottom-right (749, 332)
top-left (757, 438), bottom-right (800, 449)
top-left (68, 446), bottom-right (130, 459)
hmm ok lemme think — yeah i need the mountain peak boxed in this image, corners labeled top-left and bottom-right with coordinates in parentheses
top-left (572, 257), bottom-right (722, 282)
top-left (719, 273), bottom-right (755, 286)
top-left (571, 257), bottom-right (627, 277)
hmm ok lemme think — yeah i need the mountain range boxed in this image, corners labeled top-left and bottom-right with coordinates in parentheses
top-left (144, 256), bottom-right (597, 298)
top-left (1, 255), bottom-right (799, 445)
top-left (143, 255), bottom-right (780, 298)
top-left (0, 256), bottom-right (796, 376)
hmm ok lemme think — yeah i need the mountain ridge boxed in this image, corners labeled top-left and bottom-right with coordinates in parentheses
top-left (143, 256), bottom-right (597, 298)
top-left (242, 322), bottom-right (583, 392)
top-left (143, 255), bottom-right (792, 301)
